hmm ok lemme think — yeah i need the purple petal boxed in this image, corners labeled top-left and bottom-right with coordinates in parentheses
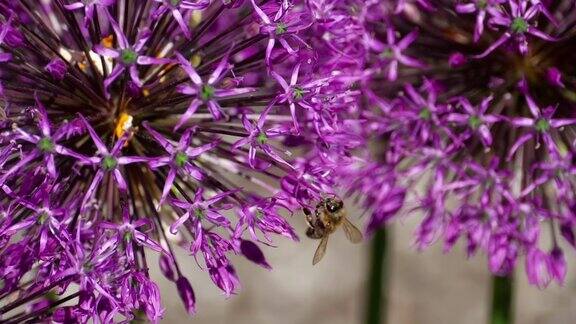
top-left (473, 33), bottom-right (511, 59)
top-left (175, 52), bottom-right (203, 85)
top-left (175, 99), bottom-right (201, 130)
top-left (240, 240), bottom-right (271, 270)
top-left (159, 254), bottom-right (177, 282)
top-left (170, 212), bottom-right (190, 234)
top-left (142, 122), bottom-right (174, 152)
top-left (185, 141), bottom-right (219, 157)
top-left (113, 169), bottom-right (127, 191)
top-left (208, 48), bottom-right (231, 85)
top-left (250, 0), bottom-right (271, 24)
top-left (137, 56), bottom-right (172, 65)
top-left (176, 276), bottom-right (196, 315)
top-left (64, 2), bottom-right (85, 10)
top-left (206, 100), bottom-right (223, 120)
top-left (81, 170), bottom-right (105, 210)
top-left (93, 44), bottom-right (120, 58)
top-left (159, 168), bottom-right (177, 207)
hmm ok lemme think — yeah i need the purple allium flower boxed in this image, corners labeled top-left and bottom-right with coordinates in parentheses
top-left (64, 0), bottom-right (116, 26)
top-left (0, 1), bottom-right (339, 321)
top-left (364, 27), bottom-right (424, 81)
top-left (250, 0), bottom-right (312, 66)
top-left (93, 12), bottom-right (173, 94)
top-left (0, 14), bottom-right (15, 62)
top-left (474, 0), bottom-right (557, 57)
top-left (152, 0), bottom-right (210, 39)
top-left (174, 50), bottom-right (255, 125)
top-left (304, 0), bottom-right (576, 287)
top-left (45, 58), bottom-right (68, 80)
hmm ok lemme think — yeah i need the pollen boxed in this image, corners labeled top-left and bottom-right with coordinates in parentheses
top-left (115, 112), bottom-right (134, 139)
top-left (191, 54), bottom-right (202, 68)
top-left (77, 61), bottom-right (87, 72)
top-left (191, 10), bottom-right (202, 28)
top-left (101, 35), bottom-right (114, 48)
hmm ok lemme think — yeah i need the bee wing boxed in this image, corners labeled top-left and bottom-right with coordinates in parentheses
top-left (342, 218), bottom-right (363, 243)
top-left (312, 236), bottom-right (329, 265)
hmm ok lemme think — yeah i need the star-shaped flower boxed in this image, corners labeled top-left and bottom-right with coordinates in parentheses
top-left (93, 12), bottom-right (172, 95)
top-left (271, 63), bottom-right (328, 134)
top-left (364, 27), bottom-right (425, 80)
top-left (143, 122), bottom-right (218, 207)
top-left (446, 96), bottom-right (500, 147)
top-left (64, 0), bottom-right (116, 26)
top-left (152, 0), bottom-right (210, 38)
top-left (174, 51), bottom-right (255, 128)
top-left (475, 0), bottom-right (556, 57)
top-left (1, 96), bottom-right (86, 184)
top-left (232, 104), bottom-right (293, 170)
top-left (168, 188), bottom-right (234, 237)
top-left (250, 0), bottom-right (312, 65)
top-left (507, 94), bottom-right (576, 160)
top-left (76, 116), bottom-right (149, 209)
top-left (456, 0), bottom-right (504, 42)
top-left (100, 208), bottom-right (165, 263)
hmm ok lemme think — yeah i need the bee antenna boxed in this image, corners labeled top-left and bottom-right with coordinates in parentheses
top-left (332, 188), bottom-right (347, 200)
top-left (320, 191), bottom-right (339, 201)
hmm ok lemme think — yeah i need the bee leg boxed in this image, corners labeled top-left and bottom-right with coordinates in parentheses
top-left (303, 207), bottom-right (314, 228)
top-left (306, 226), bottom-right (324, 239)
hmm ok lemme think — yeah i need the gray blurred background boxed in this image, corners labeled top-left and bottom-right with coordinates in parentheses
top-left (151, 206), bottom-right (576, 324)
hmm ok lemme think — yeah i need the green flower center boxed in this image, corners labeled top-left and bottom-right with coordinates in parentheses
top-left (83, 262), bottom-right (93, 273)
top-left (256, 132), bottom-right (267, 145)
top-left (477, 0), bottom-right (487, 9)
top-left (535, 118), bottom-right (550, 132)
top-left (200, 85), bottom-right (215, 101)
top-left (38, 211), bottom-right (49, 225)
top-left (170, 0), bottom-right (181, 6)
top-left (468, 115), bottom-right (482, 129)
top-left (293, 87), bottom-right (304, 100)
top-left (174, 151), bottom-right (188, 167)
top-left (275, 23), bottom-right (287, 35)
top-left (120, 49), bottom-right (138, 65)
top-left (555, 169), bottom-right (563, 178)
top-left (511, 17), bottom-right (529, 34)
top-left (37, 137), bottom-right (55, 152)
top-left (379, 49), bottom-right (394, 59)
top-left (101, 155), bottom-right (118, 170)
top-left (123, 231), bottom-right (132, 242)
top-left (194, 207), bottom-right (205, 218)
top-left (419, 108), bottom-right (432, 120)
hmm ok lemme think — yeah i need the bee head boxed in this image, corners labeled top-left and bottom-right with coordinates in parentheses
top-left (325, 198), bottom-right (344, 213)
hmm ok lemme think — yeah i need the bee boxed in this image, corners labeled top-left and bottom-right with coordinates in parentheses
top-left (304, 196), bottom-right (363, 265)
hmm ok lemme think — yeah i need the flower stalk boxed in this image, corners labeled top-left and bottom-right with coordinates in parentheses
top-left (365, 228), bottom-right (390, 324)
top-left (490, 275), bottom-right (514, 324)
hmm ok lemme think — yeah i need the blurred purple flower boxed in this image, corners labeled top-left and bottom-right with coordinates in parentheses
top-left (302, 0), bottom-right (576, 287)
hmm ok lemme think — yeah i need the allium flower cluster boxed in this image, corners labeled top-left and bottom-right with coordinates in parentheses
top-left (305, 0), bottom-right (576, 288)
top-left (0, 0), bottom-right (340, 322)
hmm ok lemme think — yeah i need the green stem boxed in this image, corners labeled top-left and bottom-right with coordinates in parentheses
top-left (365, 228), bottom-right (390, 324)
top-left (489, 274), bottom-right (514, 324)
